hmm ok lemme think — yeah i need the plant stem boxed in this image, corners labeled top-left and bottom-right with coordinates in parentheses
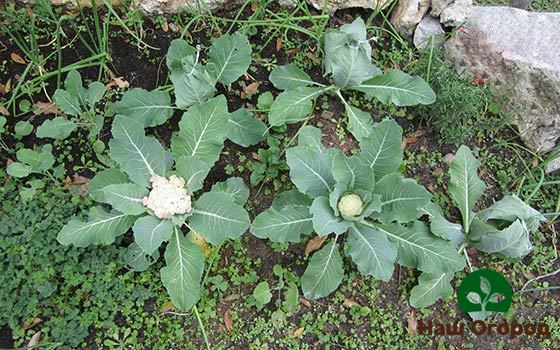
top-left (193, 305), bottom-right (211, 350)
top-left (463, 249), bottom-right (473, 272)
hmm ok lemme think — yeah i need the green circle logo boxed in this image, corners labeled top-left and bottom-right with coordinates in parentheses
top-left (457, 269), bottom-right (513, 314)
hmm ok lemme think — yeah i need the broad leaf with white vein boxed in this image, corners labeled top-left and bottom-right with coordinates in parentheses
top-left (160, 231), bottom-right (205, 311)
top-left (109, 115), bottom-right (166, 187)
top-left (115, 88), bottom-right (174, 127)
top-left (301, 240), bottom-right (344, 299)
top-left (448, 145), bottom-right (486, 233)
top-left (171, 95), bottom-right (229, 166)
top-left (189, 191), bottom-right (250, 246)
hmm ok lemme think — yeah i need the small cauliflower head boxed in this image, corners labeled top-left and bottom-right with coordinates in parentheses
top-left (338, 194), bottom-right (363, 217)
top-left (141, 175), bottom-right (192, 219)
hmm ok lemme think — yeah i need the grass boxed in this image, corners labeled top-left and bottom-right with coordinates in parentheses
top-left (0, 0), bottom-right (558, 349)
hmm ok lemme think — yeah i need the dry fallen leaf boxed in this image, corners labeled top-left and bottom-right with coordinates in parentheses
top-left (4, 79), bottom-right (11, 94)
top-left (62, 174), bottom-right (90, 196)
top-left (11, 52), bottom-right (26, 64)
top-left (223, 310), bottom-right (233, 332)
top-left (401, 137), bottom-right (418, 149)
top-left (250, 2), bottom-right (258, 12)
top-left (286, 48), bottom-right (298, 57)
top-left (343, 298), bottom-right (360, 308)
top-left (21, 317), bottom-right (42, 330)
top-left (160, 301), bottom-right (175, 313)
top-left (0, 104), bottom-right (10, 116)
top-left (162, 20), bottom-right (169, 32)
top-left (106, 77), bottom-right (129, 90)
top-left (223, 294), bottom-right (240, 302)
top-left (305, 235), bottom-right (328, 256)
top-left (36, 101), bottom-right (61, 115)
top-left (241, 82), bottom-right (259, 99)
top-left (408, 309), bottom-right (417, 335)
top-left (292, 327), bottom-right (304, 337)
top-left (300, 298), bottom-right (312, 308)
top-left (276, 37), bottom-right (282, 52)
top-left (27, 331), bottom-right (41, 347)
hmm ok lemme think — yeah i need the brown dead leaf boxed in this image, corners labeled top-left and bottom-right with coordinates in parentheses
top-left (276, 37), bottom-right (282, 52)
top-left (408, 309), bottom-right (417, 335)
top-left (286, 48), bottom-right (298, 57)
top-left (0, 104), bottom-right (10, 116)
top-left (223, 294), bottom-right (240, 302)
top-left (160, 301), bottom-right (175, 313)
top-left (433, 167), bottom-right (444, 176)
top-left (401, 137), bottom-right (418, 149)
top-left (0, 83), bottom-right (5, 95)
top-left (4, 79), bottom-right (11, 94)
top-left (343, 298), bottom-right (360, 308)
top-left (63, 174), bottom-right (90, 196)
top-left (162, 20), bottom-right (169, 32)
top-left (36, 101), bottom-right (61, 115)
top-left (305, 236), bottom-right (328, 256)
top-left (292, 327), bottom-right (304, 337)
top-left (27, 331), bottom-right (41, 347)
top-left (192, 232), bottom-right (212, 257)
top-left (11, 52), bottom-right (26, 64)
top-left (300, 298), bottom-right (312, 308)
top-left (21, 317), bottom-right (42, 330)
top-left (223, 310), bottom-right (233, 332)
top-left (241, 82), bottom-right (259, 99)
top-left (106, 77), bottom-right (129, 90)
top-left (250, 2), bottom-right (258, 12)
top-left (305, 52), bottom-right (321, 65)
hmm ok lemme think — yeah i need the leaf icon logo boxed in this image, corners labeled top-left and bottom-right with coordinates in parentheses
top-left (457, 269), bottom-right (513, 316)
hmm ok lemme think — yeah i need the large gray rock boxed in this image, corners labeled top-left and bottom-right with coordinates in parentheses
top-left (440, 0), bottom-right (473, 26)
top-left (445, 6), bottom-right (560, 158)
top-left (431, 0), bottom-right (454, 16)
top-left (137, 0), bottom-right (241, 14)
top-left (309, 0), bottom-right (392, 14)
top-left (413, 15), bottom-right (445, 50)
top-left (390, 0), bottom-right (431, 37)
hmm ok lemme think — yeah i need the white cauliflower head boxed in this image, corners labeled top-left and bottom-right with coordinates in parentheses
top-left (338, 194), bottom-right (363, 217)
top-left (141, 175), bottom-right (192, 219)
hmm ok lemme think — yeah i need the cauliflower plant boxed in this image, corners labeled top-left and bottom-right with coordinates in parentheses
top-left (141, 175), bottom-right (192, 219)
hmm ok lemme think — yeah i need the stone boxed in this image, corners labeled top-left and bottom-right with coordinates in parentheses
top-left (413, 15), bottom-right (445, 51)
top-left (440, 0), bottom-right (473, 27)
top-left (445, 6), bottom-right (560, 154)
top-left (430, 0), bottom-right (454, 17)
top-left (308, 0), bottom-right (392, 14)
top-left (390, 0), bottom-right (431, 37)
top-left (137, 0), bottom-right (241, 14)
top-left (546, 157), bottom-right (560, 174)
